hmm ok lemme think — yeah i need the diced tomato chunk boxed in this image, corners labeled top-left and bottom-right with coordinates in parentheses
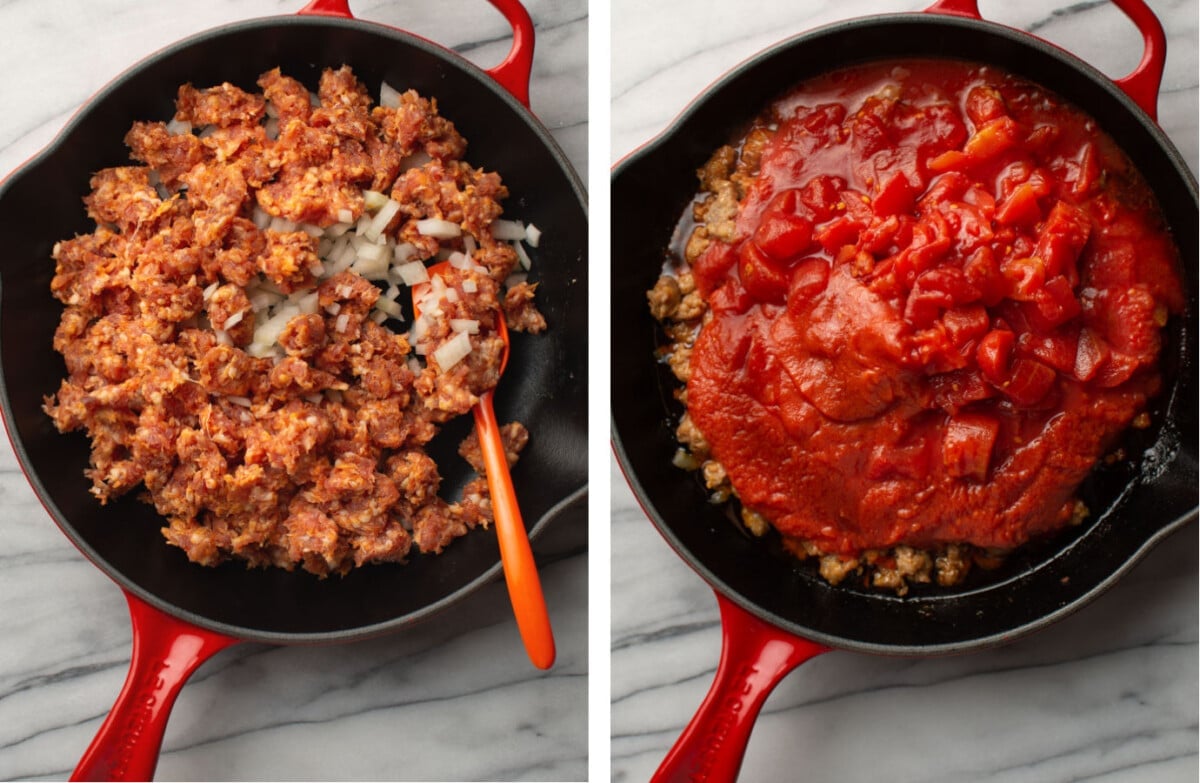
top-left (1034, 201), bottom-right (1090, 281)
top-left (1073, 327), bottom-right (1111, 382)
top-left (1020, 328), bottom-right (1079, 374)
top-left (930, 369), bottom-right (995, 412)
top-left (814, 216), bottom-right (864, 253)
top-left (994, 182), bottom-right (1042, 226)
top-left (942, 305), bottom-right (989, 347)
top-left (1000, 256), bottom-right (1046, 301)
top-left (691, 241), bottom-right (736, 297)
top-left (963, 246), bottom-right (1007, 305)
top-left (976, 328), bottom-right (1014, 383)
top-left (872, 173), bottom-right (918, 217)
top-left (1029, 275), bottom-right (1082, 331)
top-left (787, 257), bottom-right (831, 312)
top-left (800, 175), bottom-right (846, 221)
top-left (753, 211), bottom-right (814, 261)
top-left (963, 116), bottom-right (1021, 162)
top-left (942, 413), bottom-right (1000, 480)
top-left (1000, 357), bottom-right (1056, 405)
top-left (737, 241), bottom-right (790, 304)
top-left (965, 85), bottom-right (1007, 125)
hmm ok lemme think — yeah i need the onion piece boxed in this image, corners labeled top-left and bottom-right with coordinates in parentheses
top-left (364, 198), bottom-right (401, 241)
top-left (380, 81), bottom-right (402, 109)
top-left (448, 251), bottom-right (471, 270)
top-left (375, 298), bottom-right (404, 318)
top-left (337, 208), bottom-right (355, 224)
top-left (461, 278), bottom-right (478, 294)
top-left (524, 222), bottom-right (542, 247)
top-left (416, 218), bottom-right (462, 239)
top-left (513, 239), bottom-right (533, 271)
top-left (165, 118), bottom-right (192, 136)
top-left (433, 331), bottom-right (472, 369)
top-left (491, 219), bottom-right (526, 241)
top-left (268, 216), bottom-right (298, 234)
top-left (449, 318), bottom-right (480, 334)
top-left (222, 309), bottom-right (247, 329)
top-left (363, 189), bottom-right (389, 211)
top-left (395, 261), bottom-right (430, 286)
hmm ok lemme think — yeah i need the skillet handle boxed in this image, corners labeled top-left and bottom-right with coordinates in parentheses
top-left (70, 592), bottom-right (238, 782)
top-left (651, 593), bottom-right (829, 783)
top-left (297, 0), bottom-right (536, 108)
top-left (923, 0), bottom-right (1165, 120)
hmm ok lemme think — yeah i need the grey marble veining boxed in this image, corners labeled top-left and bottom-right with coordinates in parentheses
top-left (611, 1), bottom-right (1198, 781)
top-left (0, 1), bottom-right (587, 781)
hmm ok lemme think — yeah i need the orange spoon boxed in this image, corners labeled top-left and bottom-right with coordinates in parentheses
top-left (413, 261), bottom-right (555, 669)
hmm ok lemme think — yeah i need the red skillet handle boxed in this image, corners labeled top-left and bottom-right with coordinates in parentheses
top-left (923, 0), bottom-right (1166, 120)
top-left (297, 0), bottom-right (536, 108)
top-left (70, 592), bottom-right (238, 782)
top-left (652, 593), bottom-right (829, 783)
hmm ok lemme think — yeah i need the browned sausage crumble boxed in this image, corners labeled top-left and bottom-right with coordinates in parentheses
top-left (44, 66), bottom-right (546, 577)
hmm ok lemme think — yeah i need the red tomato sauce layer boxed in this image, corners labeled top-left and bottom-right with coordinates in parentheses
top-left (686, 59), bottom-right (1183, 557)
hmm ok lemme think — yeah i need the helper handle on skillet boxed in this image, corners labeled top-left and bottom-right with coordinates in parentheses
top-left (299, 0), bottom-right (536, 107)
top-left (71, 593), bottom-right (238, 782)
top-left (652, 594), bottom-right (829, 783)
top-left (925, 0), bottom-right (1165, 120)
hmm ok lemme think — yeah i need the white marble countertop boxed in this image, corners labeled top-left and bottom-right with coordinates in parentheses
top-left (611, 1), bottom-right (1197, 782)
top-left (0, 1), bottom-right (587, 781)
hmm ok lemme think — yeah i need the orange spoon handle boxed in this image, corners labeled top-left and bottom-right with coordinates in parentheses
top-left (474, 389), bottom-right (556, 669)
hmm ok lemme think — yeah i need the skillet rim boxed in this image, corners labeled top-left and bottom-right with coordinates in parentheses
top-left (0, 12), bottom-right (589, 645)
top-left (610, 11), bottom-right (1198, 656)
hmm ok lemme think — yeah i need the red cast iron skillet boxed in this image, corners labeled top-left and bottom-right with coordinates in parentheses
top-left (611, 0), bottom-right (1196, 779)
top-left (0, 0), bottom-right (587, 779)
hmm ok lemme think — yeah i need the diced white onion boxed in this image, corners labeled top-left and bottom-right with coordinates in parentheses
top-left (395, 261), bottom-right (429, 286)
top-left (375, 298), bottom-right (404, 318)
top-left (214, 329), bottom-right (233, 346)
top-left (202, 281), bottom-right (220, 301)
top-left (268, 216), bottom-right (298, 234)
top-left (400, 150), bottom-right (433, 171)
top-left (325, 302), bottom-right (342, 315)
top-left (364, 198), bottom-right (401, 241)
top-left (249, 289), bottom-right (284, 312)
top-left (513, 240), bottom-right (533, 271)
top-left (462, 278), bottom-right (478, 293)
top-left (524, 222), bottom-right (542, 247)
top-left (393, 242), bottom-right (417, 263)
top-left (448, 251), bottom-right (471, 270)
top-left (323, 221), bottom-right (352, 239)
top-left (295, 292), bottom-right (320, 315)
top-left (370, 310), bottom-right (389, 325)
top-left (491, 219), bottom-right (526, 241)
top-left (337, 208), bottom-right (355, 224)
top-left (363, 190), bottom-right (389, 211)
top-left (222, 309), bottom-right (246, 329)
top-left (335, 313), bottom-right (350, 333)
top-left (252, 207), bottom-right (272, 230)
top-left (462, 234), bottom-right (477, 254)
top-left (300, 222), bottom-right (324, 238)
top-left (265, 117), bottom-right (280, 141)
top-left (449, 318), bottom-right (479, 334)
top-left (380, 81), bottom-right (402, 109)
top-left (228, 396), bottom-right (253, 408)
top-left (166, 118), bottom-right (192, 136)
top-left (433, 331), bottom-right (472, 369)
top-left (254, 305), bottom-right (299, 346)
top-left (416, 218), bottom-right (461, 239)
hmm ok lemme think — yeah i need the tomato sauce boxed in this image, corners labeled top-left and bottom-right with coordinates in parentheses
top-left (686, 59), bottom-right (1183, 556)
